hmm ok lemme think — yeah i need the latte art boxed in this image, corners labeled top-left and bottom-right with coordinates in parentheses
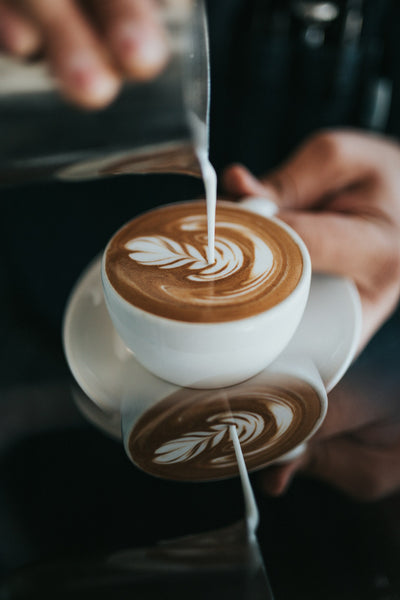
top-left (128, 376), bottom-right (323, 481)
top-left (105, 201), bottom-right (303, 323)
top-left (125, 217), bottom-right (275, 308)
top-left (125, 230), bottom-right (249, 282)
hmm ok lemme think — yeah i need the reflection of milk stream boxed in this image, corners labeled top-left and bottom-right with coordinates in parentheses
top-left (230, 425), bottom-right (259, 538)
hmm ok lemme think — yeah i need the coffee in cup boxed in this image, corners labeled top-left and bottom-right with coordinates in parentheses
top-left (102, 200), bottom-right (311, 388)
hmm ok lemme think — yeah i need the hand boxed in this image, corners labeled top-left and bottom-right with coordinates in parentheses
top-left (222, 129), bottom-right (400, 500)
top-left (222, 130), bottom-right (400, 353)
top-left (0, 0), bottom-right (169, 108)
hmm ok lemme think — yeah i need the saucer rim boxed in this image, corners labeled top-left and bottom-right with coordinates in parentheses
top-left (63, 257), bottom-right (362, 440)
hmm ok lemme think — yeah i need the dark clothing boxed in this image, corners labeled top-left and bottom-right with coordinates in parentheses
top-left (207, 0), bottom-right (400, 171)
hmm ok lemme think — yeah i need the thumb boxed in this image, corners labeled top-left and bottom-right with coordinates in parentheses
top-left (259, 130), bottom-right (388, 210)
top-left (222, 131), bottom-right (389, 210)
top-left (221, 164), bottom-right (280, 201)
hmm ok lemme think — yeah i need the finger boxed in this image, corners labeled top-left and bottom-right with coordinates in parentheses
top-left (280, 206), bottom-right (400, 345)
top-left (92, 0), bottom-right (169, 80)
top-left (260, 130), bottom-right (396, 210)
top-left (24, 0), bottom-right (120, 109)
top-left (221, 164), bottom-right (274, 200)
top-left (0, 1), bottom-right (41, 56)
top-left (279, 208), bottom-right (392, 288)
top-left (303, 436), bottom-right (400, 501)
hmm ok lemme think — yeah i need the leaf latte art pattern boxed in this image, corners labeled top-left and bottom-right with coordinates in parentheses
top-left (128, 376), bottom-right (324, 481)
top-left (126, 234), bottom-right (246, 282)
top-left (105, 201), bottom-right (303, 322)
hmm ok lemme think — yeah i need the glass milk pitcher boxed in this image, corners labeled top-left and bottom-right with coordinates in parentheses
top-left (0, 0), bottom-right (210, 186)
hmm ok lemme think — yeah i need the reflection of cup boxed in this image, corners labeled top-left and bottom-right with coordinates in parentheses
top-left (101, 200), bottom-right (311, 388)
top-left (121, 356), bottom-right (327, 481)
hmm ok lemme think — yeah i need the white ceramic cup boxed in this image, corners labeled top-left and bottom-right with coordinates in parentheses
top-left (101, 200), bottom-right (312, 389)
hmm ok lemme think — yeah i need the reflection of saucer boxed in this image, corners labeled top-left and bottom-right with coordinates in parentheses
top-left (63, 257), bottom-right (361, 440)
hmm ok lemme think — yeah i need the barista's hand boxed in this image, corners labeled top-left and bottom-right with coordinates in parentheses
top-left (222, 129), bottom-right (400, 501)
top-left (0, 0), bottom-right (169, 108)
top-left (222, 130), bottom-right (400, 353)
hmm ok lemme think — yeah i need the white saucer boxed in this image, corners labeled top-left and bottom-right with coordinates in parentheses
top-left (63, 257), bottom-right (362, 440)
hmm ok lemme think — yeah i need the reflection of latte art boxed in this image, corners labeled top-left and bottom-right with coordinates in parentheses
top-left (128, 376), bottom-right (323, 481)
top-left (153, 411), bottom-right (265, 466)
top-left (105, 201), bottom-right (303, 322)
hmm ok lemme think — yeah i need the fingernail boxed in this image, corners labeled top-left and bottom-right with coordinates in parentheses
top-left (64, 53), bottom-right (119, 105)
top-left (239, 197), bottom-right (279, 218)
top-left (114, 23), bottom-right (168, 75)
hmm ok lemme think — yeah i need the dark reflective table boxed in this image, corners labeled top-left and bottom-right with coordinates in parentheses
top-left (0, 309), bottom-right (399, 599)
